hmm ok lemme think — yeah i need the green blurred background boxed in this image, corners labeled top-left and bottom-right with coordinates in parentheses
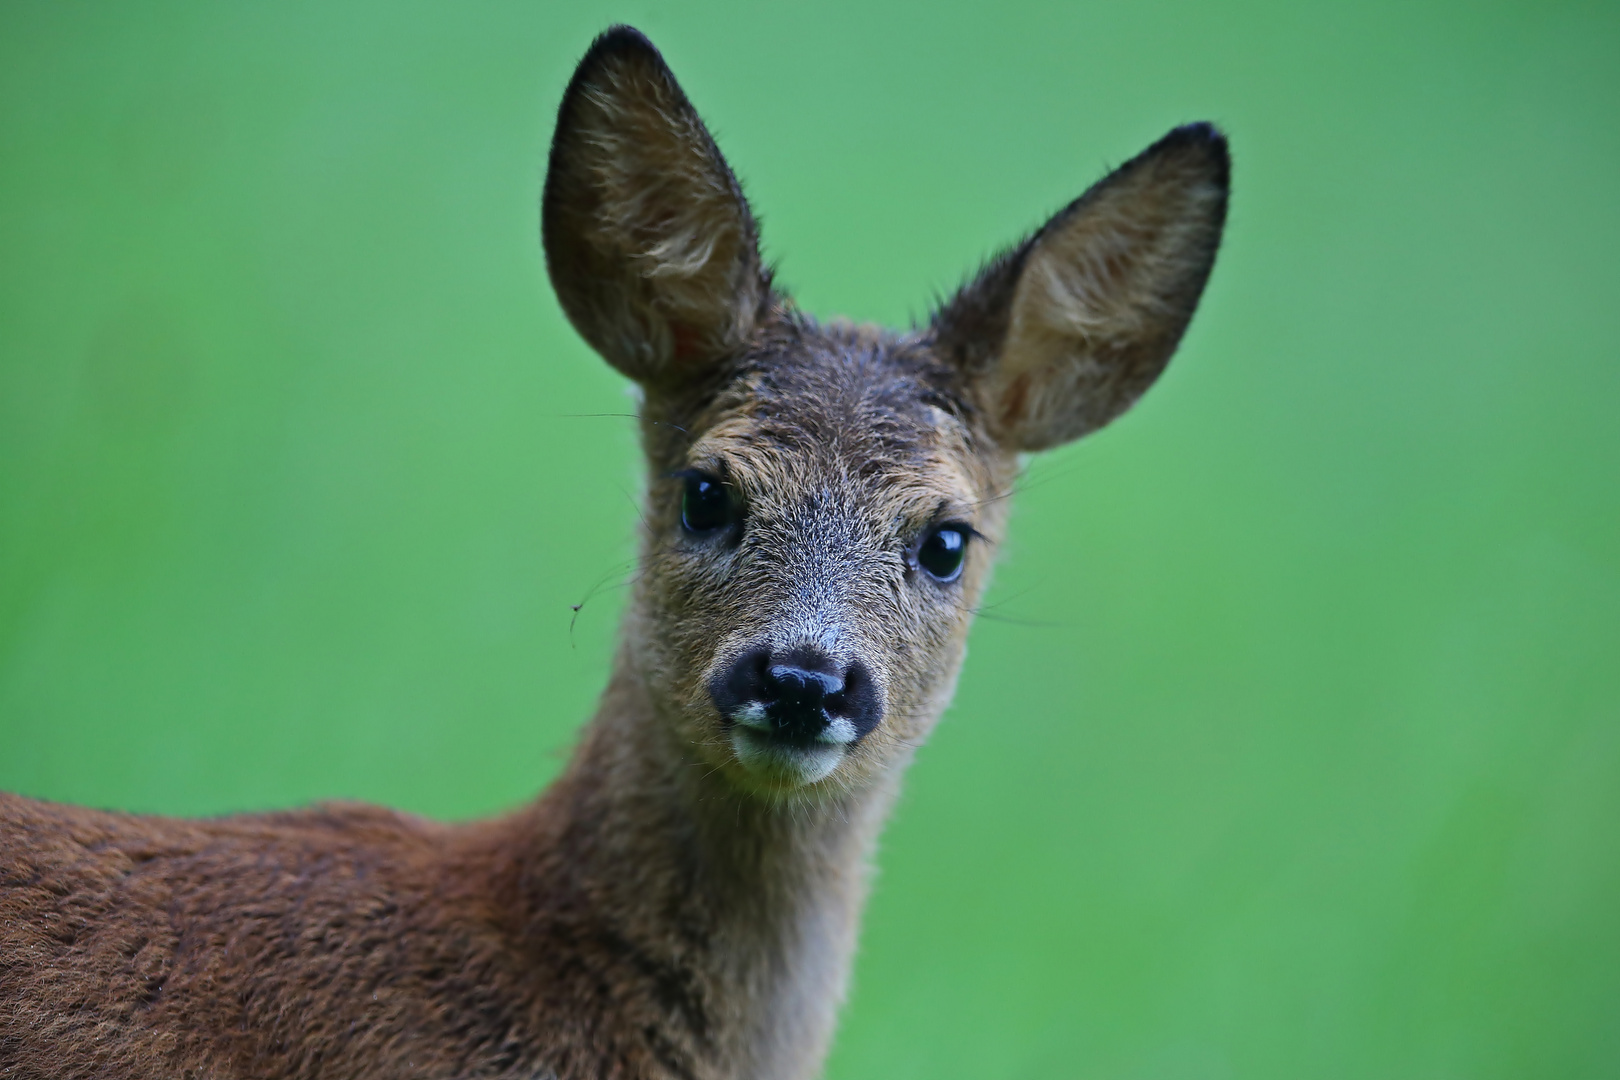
top-left (2, 1), bottom-right (1617, 1076)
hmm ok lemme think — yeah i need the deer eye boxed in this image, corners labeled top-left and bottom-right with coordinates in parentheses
top-left (680, 472), bottom-right (733, 533)
top-left (917, 524), bottom-right (968, 582)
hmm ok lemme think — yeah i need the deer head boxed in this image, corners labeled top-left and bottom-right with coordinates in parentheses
top-left (542, 27), bottom-right (1228, 798)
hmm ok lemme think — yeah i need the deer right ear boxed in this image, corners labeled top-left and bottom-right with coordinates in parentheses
top-left (542, 27), bottom-right (769, 389)
top-left (933, 124), bottom-right (1230, 452)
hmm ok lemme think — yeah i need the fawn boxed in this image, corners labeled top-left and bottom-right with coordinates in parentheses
top-left (0, 25), bottom-right (1228, 1080)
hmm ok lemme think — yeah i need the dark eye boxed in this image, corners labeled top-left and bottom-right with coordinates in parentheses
top-left (680, 472), bottom-right (733, 533)
top-left (917, 525), bottom-right (968, 582)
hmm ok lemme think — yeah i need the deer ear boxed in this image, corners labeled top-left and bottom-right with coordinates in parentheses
top-left (542, 26), bottom-right (768, 388)
top-left (934, 124), bottom-right (1229, 451)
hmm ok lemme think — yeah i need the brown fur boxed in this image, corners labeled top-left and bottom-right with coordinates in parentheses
top-left (0, 25), bottom-right (1228, 1080)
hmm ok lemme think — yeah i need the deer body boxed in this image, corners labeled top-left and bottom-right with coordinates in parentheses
top-left (0, 26), bottom-right (1228, 1080)
top-left (1, 664), bottom-right (889, 1078)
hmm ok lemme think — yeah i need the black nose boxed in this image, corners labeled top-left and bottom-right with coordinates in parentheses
top-left (710, 647), bottom-right (881, 745)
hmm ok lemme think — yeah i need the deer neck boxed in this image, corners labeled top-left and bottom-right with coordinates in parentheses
top-left (503, 636), bottom-right (906, 1077)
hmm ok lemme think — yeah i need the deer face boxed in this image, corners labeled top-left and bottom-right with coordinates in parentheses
top-left (543, 28), bottom-right (1228, 796)
top-left (630, 326), bottom-right (1014, 793)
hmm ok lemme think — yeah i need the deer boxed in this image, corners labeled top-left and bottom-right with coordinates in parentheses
top-left (0, 25), bottom-right (1228, 1080)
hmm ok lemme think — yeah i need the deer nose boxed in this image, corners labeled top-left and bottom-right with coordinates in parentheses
top-left (710, 647), bottom-right (881, 746)
top-left (762, 662), bottom-right (842, 737)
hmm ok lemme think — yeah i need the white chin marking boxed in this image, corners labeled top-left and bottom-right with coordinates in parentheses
top-left (730, 701), bottom-right (770, 731)
top-left (729, 727), bottom-right (845, 785)
top-left (817, 717), bottom-right (858, 745)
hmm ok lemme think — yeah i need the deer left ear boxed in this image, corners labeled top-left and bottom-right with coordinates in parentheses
top-left (934, 123), bottom-right (1230, 452)
top-left (543, 26), bottom-right (769, 390)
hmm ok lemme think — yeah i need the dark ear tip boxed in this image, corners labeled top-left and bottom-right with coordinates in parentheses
top-left (1154, 121), bottom-right (1231, 188)
top-left (584, 24), bottom-right (660, 62)
top-left (553, 26), bottom-right (681, 159)
top-left (565, 25), bottom-right (669, 93)
top-left (1166, 120), bottom-right (1226, 145)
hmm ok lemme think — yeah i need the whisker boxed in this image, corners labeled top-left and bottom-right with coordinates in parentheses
top-left (568, 560), bottom-right (640, 643)
top-left (555, 411), bottom-right (689, 436)
top-left (950, 583), bottom-right (1069, 628)
top-left (971, 610), bottom-right (1067, 628)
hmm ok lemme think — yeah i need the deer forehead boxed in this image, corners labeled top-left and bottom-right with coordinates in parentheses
top-left (679, 337), bottom-right (990, 531)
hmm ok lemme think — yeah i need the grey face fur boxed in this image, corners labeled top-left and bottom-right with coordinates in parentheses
top-left (630, 322), bottom-right (1008, 794)
top-left (543, 27), bottom-right (1229, 797)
